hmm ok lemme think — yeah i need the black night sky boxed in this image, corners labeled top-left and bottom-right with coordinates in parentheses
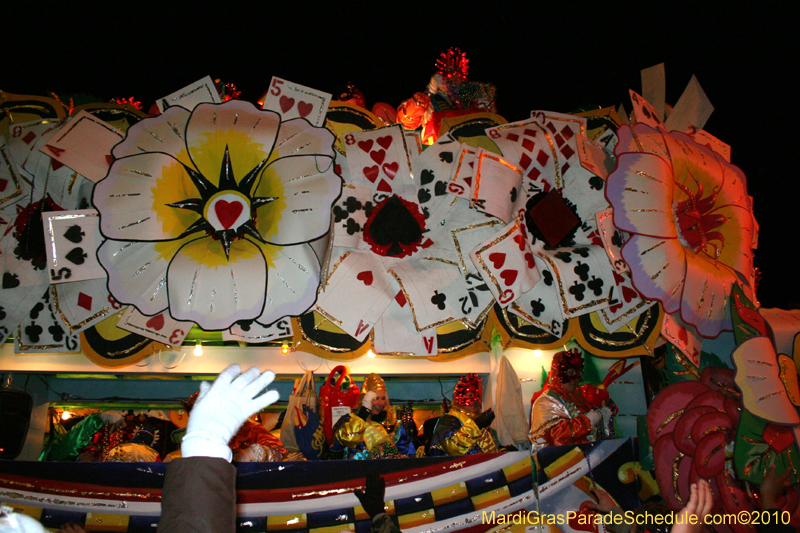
top-left (4, 3), bottom-right (796, 308)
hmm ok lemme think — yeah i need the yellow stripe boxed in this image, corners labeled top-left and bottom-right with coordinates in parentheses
top-left (267, 513), bottom-right (307, 530)
top-left (398, 509), bottom-right (436, 528)
top-left (503, 457), bottom-right (532, 483)
top-left (2, 504), bottom-right (43, 520)
top-left (431, 481), bottom-right (468, 506)
top-left (84, 513), bottom-right (130, 531)
top-left (471, 485), bottom-right (511, 511)
top-left (309, 524), bottom-right (355, 533)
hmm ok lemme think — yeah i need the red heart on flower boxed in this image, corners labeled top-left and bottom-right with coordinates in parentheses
top-left (370, 149), bottom-right (385, 164)
top-left (763, 424), bottom-right (795, 453)
top-left (382, 162), bottom-right (398, 179)
top-left (279, 96), bottom-right (295, 113)
top-left (357, 271), bottom-right (373, 286)
top-left (500, 269), bottom-right (518, 286)
top-left (297, 101), bottom-right (313, 118)
top-left (364, 165), bottom-right (379, 183)
top-left (489, 252), bottom-right (505, 269)
top-left (215, 200), bottom-right (243, 229)
top-left (377, 136), bottom-right (392, 149)
top-left (358, 140), bottom-right (373, 153)
top-left (146, 314), bottom-right (165, 332)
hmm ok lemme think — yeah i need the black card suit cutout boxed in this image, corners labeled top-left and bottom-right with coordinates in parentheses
top-left (574, 261), bottom-right (590, 281)
top-left (611, 231), bottom-right (625, 247)
top-left (25, 322), bottom-right (43, 343)
top-left (63, 224), bottom-right (85, 243)
top-left (510, 187), bottom-right (517, 203)
top-left (333, 205), bottom-right (348, 223)
top-left (238, 320), bottom-right (253, 332)
top-left (65, 247), bottom-right (88, 265)
top-left (587, 276), bottom-right (604, 296)
top-left (589, 176), bottom-right (604, 191)
top-left (434, 181), bottom-right (447, 196)
top-left (345, 218), bottom-right (361, 235)
top-left (542, 270), bottom-right (553, 286)
top-left (366, 195), bottom-right (423, 257)
top-left (440, 152), bottom-right (453, 164)
top-left (568, 282), bottom-right (586, 301)
top-left (344, 197), bottom-right (362, 213)
top-left (420, 169), bottom-right (435, 186)
top-left (573, 247), bottom-right (590, 258)
top-left (2, 272), bottom-right (20, 289)
top-left (554, 251), bottom-right (572, 263)
top-left (0, 306), bottom-right (5, 321)
top-left (530, 298), bottom-right (545, 317)
top-left (431, 290), bottom-right (446, 310)
top-left (49, 323), bottom-right (65, 342)
top-left (29, 302), bottom-right (45, 319)
top-left (418, 188), bottom-right (432, 204)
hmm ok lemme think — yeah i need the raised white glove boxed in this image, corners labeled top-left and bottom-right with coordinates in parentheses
top-left (181, 365), bottom-right (280, 462)
top-left (599, 407), bottom-right (612, 428)
top-left (585, 409), bottom-right (602, 427)
top-left (362, 391), bottom-right (377, 410)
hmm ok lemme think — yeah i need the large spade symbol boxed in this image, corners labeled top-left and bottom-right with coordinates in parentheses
top-left (366, 195), bottom-right (423, 257)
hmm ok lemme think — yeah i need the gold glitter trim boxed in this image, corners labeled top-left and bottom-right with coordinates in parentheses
top-left (421, 257), bottom-right (460, 267)
top-left (315, 307), bottom-right (343, 328)
top-left (451, 220), bottom-right (503, 275)
top-left (472, 223), bottom-right (521, 298)
top-left (505, 304), bottom-right (557, 337)
top-left (472, 151), bottom-right (521, 203)
top-left (324, 251), bottom-right (351, 287)
top-left (589, 307), bottom-right (654, 344)
top-left (295, 316), bottom-right (356, 354)
top-left (531, 122), bottom-right (562, 189)
top-left (536, 252), bottom-right (611, 315)
top-left (673, 452), bottom-right (684, 505)
top-left (657, 409), bottom-right (684, 435)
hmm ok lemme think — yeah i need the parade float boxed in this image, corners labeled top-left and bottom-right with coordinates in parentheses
top-left (1, 50), bottom-right (798, 533)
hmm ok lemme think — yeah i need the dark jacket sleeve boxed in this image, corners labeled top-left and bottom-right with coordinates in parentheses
top-left (157, 457), bottom-right (237, 533)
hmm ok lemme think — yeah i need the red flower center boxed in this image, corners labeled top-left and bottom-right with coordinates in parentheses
top-left (673, 174), bottom-right (727, 255)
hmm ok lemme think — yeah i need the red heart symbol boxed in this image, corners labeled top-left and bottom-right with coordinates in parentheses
top-left (215, 200), bottom-right (244, 229)
top-left (356, 271), bottom-right (373, 286)
top-left (524, 253), bottom-right (534, 269)
top-left (489, 252), bottom-right (505, 269)
top-left (364, 165), bottom-right (379, 183)
top-left (763, 424), bottom-right (795, 453)
top-left (377, 179), bottom-right (393, 192)
top-left (622, 285), bottom-right (638, 303)
top-left (613, 271), bottom-right (626, 284)
top-left (513, 234), bottom-right (526, 251)
top-left (146, 314), bottom-right (165, 332)
top-left (609, 301), bottom-right (623, 313)
top-left (51, 159), bottom-right (64, 170)
top-left (357, 140), bottom-right (374, 153)
top-left (377, 136), bottom-right (392, 149)
top-left (279, 96), bottom-right (295, 113)
top-left (297, 101), bottom-right (313, 118)
top-left (0, 178), bottom-right (7, 192)
top-left (370, 150), bottom-right (385, 164)
top-left (382, 162), bottom-right (398, 179)
top-left (499, 289), bottom-right (515, 305)
top-left (500, 269), bottom-right (518, 286)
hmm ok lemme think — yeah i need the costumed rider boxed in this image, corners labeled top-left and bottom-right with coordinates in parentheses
top-left (332, 373), bottom-right (416, 459)
top-left (165, 385), bottom-right (287, 463)
top-left (529, 348), bottom-right (615, 453)
top-left (428, 373), bottom-right (500, 456)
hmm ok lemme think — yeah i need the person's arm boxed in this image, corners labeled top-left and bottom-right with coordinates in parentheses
top-left (355, 473), bottom-right (400, 533)
top-left (756, 464), bottom-right (795, 533)
top-left (671, 480), bottom-right (713, 533)
top-left (157, 365), bottom-right (280, 533)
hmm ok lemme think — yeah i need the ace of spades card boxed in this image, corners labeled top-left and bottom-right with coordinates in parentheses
top-left (412, 133), bottom-right (460, 222)
top-left (628, 90), bottom-right (664, 129)
top-left (344, 124), bottom-right (413, 202)
top-left (537, 244), bottom-right (618, 318)
top-left (224, 318), bottom-right (292, 343)
top-left (372, 296), bottom-right (438, 357)
top-left (469, 148), bottom-right (523, 223)
top-left (470, 223), bottom-right (540, 308)
top-left (117, 307), bottom-right (193, 347)
top-left (43, 209), bottom-right (106, 284)
top-left (52, 278), bottom-right (115, 335)
top-left (156, 76), bottom-right (221, 113)
top-left (43, 111), bottom-right (124, 182)
top-left (15, 288), bottom-right (81, 353)
top-left (314, 250), bottom-right (397, 342)
top-left (262, 77), bottom-right (332, 127)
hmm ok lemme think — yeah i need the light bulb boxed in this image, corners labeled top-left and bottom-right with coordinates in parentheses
top-left (533, 349), bottom-right (543, 358)
top-left (193, 341), bottom-right (203, 357)
top-left (61, 411), bottom-right (71, 421)
top-left (367, 350), bottom-right (376, 358)
top-left (281, 342), bottom-right (289, 354)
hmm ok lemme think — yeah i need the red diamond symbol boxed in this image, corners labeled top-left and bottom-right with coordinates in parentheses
top-left (554, 133), bottom-right (564, 147)
top-left (545, 122), bottom-right (557, 134)
top-left (561, 145), bottom-right (575, 160)
top-left (22, 131), bottom-right (36, 144)
top-left (536, 150), bottom-right (549, 167)
top-left (395, 290), bottom-right (407, 307)
top-left (561, 125), bottom-right (574, 140)
top-left (507, 133), bottom-right (519, 142)
top-left (519, 153), bottom-right (532, 170)
top-left (523, 129), bottom-right (537, 137)
top-left (521, 138), bottom-right (535, 152)
top-left (77, 292), bottom-right (93, 311)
